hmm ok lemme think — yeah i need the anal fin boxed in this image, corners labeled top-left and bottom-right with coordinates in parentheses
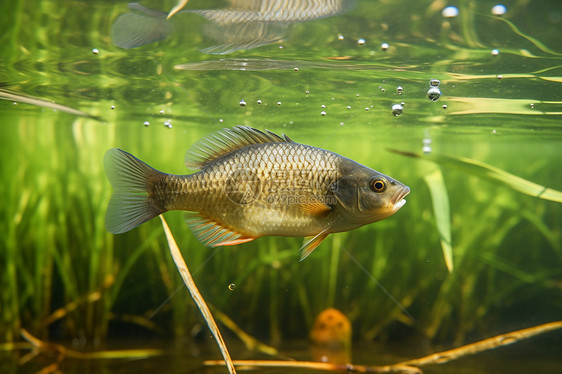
top-left (299, 229), bottom-right (330, 261)
top-left (185, 213), bottom-right (255, 247)
top-left (217, 237), bottom-right (255, 246)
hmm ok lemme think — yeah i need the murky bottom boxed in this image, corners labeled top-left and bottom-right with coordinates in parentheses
top-left (4, 332), bottom-right (561, 374)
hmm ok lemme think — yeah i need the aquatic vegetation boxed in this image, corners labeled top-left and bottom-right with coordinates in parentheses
top-left (423, 168), bottom-right (453, 272)
top-left (392, 150), bottom-right (562, 203)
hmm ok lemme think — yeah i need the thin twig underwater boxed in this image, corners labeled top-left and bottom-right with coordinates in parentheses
top-left (205, 321), bottom-right (562, 373)
top-left (159, 215), bottom-right (236, 374)
top-left (0, 88), bottom-right (99, 119)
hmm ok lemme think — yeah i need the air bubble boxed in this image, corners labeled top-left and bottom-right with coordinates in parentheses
top-left (321, 104), bottom-right (326, 109)
top-left (164, 121), bottom-right (172, 128)
top-left (497, 74), bottom-right (503, 79)
top-left (337, 34), bottom-right (344, 41)
top-left (529, 103), bottom-right (535, 109)
top-left (427, 87), bottom-right (441, 102)
top-left (92, 48), bottom-right (99, 54)
top-left (442, 6), bottom-right (459, 18)
top-left (239, 99), bottom-right (246, 107)
top-left (396, 86), bottom-right (403, 94)
top-left (159, 110), bottom-right (164, 114)
top-left (430, 78), bottom-right (441, 87)
top-left (442, 104), bottom-right (448, 110)
top-left (357, 38), bottom-right (366, 46)
top-left (305, 90), bottom-right (310, 94)
top-left (381, 43), bottom-right (389, 51)
top-left (143, 121), bottom-right (150, 126)
top-left (277, 101), bottom-right (282, 106)
top-left (346, 106), bottom-right (351, 109)
top-left (422, 138), bottom-right (432, 154)
top-left (294, 67), bottom-right (299, 71)
top-left (257, 99), bottom-right (262, 104)
top-left (391, 104), bottom-right (403, 117)
top-left (320, 111), bottom-right (327, 116)
top-left (491, 49), bottom-right (500, 56)
top-left (365, 107), bottom-right (369, 111)
top-left (491, 4), bottom-right (506, 16)
top-left (110, 105), bottom-right (115, 109)
top-left (228, 283), bottom-right (236, 291)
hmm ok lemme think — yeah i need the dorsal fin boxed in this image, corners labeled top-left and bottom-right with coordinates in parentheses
top-left (185, 125), bottom-right (295, 170)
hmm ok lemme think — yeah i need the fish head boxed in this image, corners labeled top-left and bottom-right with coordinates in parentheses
top-left (333, 163), bottom-right (410, 225)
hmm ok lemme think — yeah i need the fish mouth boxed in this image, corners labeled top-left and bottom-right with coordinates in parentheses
top-left (390, 186), bottom-right (410, 211)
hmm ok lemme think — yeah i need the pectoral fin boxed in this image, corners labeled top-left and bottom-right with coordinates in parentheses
top-left (298, 200), bottom-right (332, 216)
top-left (299, 229), bottom-right (330, 261)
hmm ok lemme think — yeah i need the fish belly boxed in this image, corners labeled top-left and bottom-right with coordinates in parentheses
top-left (236, 203), bottom-right (330, 237)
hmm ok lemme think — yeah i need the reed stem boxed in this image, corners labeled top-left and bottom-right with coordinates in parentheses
top-left (159, 215), bottom-right (236, 374)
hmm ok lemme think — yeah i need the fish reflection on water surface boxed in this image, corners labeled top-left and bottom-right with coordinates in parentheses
top-left (112, 0), bottom-right (353, 53)
top-left (104, 126), bottom-right (409, 259)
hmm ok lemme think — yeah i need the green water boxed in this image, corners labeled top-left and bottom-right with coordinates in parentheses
top-left (1, 0), bottom-right (561, 373)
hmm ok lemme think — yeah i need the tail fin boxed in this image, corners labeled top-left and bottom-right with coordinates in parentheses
top-left (104, 148), bottom-right (166, 234)
top-left (111, 3), bottom-right (173, 49)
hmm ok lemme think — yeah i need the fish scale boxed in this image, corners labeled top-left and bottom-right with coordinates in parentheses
top-left (166, 143), bottom-right (340, 236)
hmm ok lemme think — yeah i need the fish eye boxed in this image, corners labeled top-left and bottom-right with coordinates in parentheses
top-left (369, 177), bottom-right (387, 193)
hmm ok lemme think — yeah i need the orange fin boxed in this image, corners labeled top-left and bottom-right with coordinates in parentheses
top-left (298, 200), bottom-right (332, 216)
top-left (185, 213), bottom-right (253, 247)
top-left (217, 237), bottom-right (255, 246)
top-left (300, 229), bottom-right (330, 261)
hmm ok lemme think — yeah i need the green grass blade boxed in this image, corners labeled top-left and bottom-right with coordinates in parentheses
top-left (495, 17), bottom-right (562, 56)
top-left (424, 168), bottom-right (453, 272)
top-left (389, 150), bottom-right (562, 203)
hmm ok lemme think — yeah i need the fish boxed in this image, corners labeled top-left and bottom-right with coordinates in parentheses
top-left (104, 126), bottom-right (410, 260)
top-left (112, 0), bottom-right (353, 53)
